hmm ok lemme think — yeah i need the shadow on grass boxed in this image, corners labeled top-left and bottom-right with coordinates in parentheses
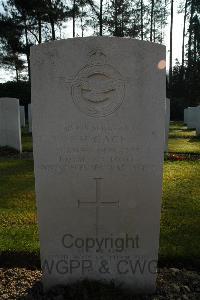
top-left (182, 128), bottom-right (195, 132)
top-left (22, 132), bottom-right (32, 138)
top-left (0, 251), bottom-right (40, 269)
top-left (188, 136), bottom-right (200, 143)
top-left (1, 251), bottom-right (199, 271)
top-left (0, 146), bottom-right (20, 157)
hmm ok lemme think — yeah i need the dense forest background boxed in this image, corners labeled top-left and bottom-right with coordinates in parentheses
top-left (0, 0), bottom-right (200, 120)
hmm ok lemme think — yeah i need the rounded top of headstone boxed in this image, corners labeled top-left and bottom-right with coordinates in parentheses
top-left (30, 36), bottom-right (166, 53)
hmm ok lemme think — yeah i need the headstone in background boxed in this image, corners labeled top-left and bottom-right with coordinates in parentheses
top-left (194, 106), bottom-right (200, 135)
top-left (20, 106), bottom-right (26, 127)
top-left (164, 98), bottom-right (170, 152)
top-left (31, 37), bottom-right (166, 293)
top-left (28, 104), bottom-right (32, 132)
top-left (187, 107), bottom-right (197, 129)
top-left (0, 97), bottom-right (22, 152)
top-left (184, 108), bottom-right (189, 125)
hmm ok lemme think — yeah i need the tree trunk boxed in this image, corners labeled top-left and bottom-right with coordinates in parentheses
top-left (114, 0), bottom-right (117, 36)
top-left (24, 18), bottom-right (31, 82)
top-left (140, 0), bottom-right (143, 40)
top-left (188, 0), bottom-right (194, 72)
top-left (169, 0), bottom-right (174, 91)
top-left (160, 12), bottom-right (163, 43)
top-left (81, 6), bottom-right (84, 37)
top-left (50, 19), bottom-right (56, 40)
top-left (193, 30), bottom-right (197, 64)
top-left (15, 66), bottom-right (19, 82)
top-left (38, 16), bottom-right (42, 43)
top-left (121, 5), bottom-right (124, 37)
top-left (73, 0), bottom-right (76, 37)
top-left (99, 0), bottom-right (103, 36)
top-left (150, 0), bottom-right (154, 41)
top-left (181, 0), bottom-right (188, 69)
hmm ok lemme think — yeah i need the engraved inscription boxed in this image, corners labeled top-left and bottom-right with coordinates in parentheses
top-left (78, 178), bottom-right (120, 236)
top-left (71, 50), bottom-right (125, 117)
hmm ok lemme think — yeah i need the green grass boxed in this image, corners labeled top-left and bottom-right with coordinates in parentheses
top-left (160, 161), bottom-right (200, 263)
top-left (0, 160), bottom-right (39, 252)
top-left (168, 121), bottom-right (200, 154)
top-left (0, 158), bottom-right (200, 267)
top-left (168, 137), bottom-right (200, 154)
top-left (169, 121), bottom-right (196, 138)
top-left (21, 126), bottom-right (33, 152)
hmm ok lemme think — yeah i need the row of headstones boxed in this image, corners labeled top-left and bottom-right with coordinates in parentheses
top-left (184, 106), bottom-right (200, 134)
top-left (0, 98), bottom-right (32, 152)
top-left (0, 95), bottom-right (169, 153)
top-left (20, 103), bottom-right (32, 132)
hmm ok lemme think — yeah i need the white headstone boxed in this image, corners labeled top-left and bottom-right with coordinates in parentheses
top-left (164, 98), bottom-right (170, 152)
top-left (194, 106), bottom-right (200, 135)
top-left (184, 108), bottom-right (189, 125)
top-left (196, 114), bottom-right (200, 135)
top-left (0, 97), bottom-right (22, 152)
top-left (28, 104), bottom-right (32, 132)
top-left (20, 106), bottom-right (26, 127)
top-left (31, 37), bottom-right (166, 293)
top-left (187, 107), bottom-right (197, 129)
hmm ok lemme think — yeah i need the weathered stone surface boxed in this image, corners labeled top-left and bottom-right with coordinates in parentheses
top-left (31, 37), bottom-right (166, 293)
top-left (187, 107), bottom-right (197, 129)
top-left (0, 97), bottom-right (22, 152)
top-left (184, 108), bottom-right (189, 125)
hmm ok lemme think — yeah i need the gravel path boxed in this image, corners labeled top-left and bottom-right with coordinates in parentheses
top-left (0, 267), bottom-right (200, 300)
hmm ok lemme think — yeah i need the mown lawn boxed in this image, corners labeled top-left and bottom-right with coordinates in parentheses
top-left (21, 127), bottom-right (33, 152)
top-left (169, 121), bottom-right (196, 138)
top-left (0, 159), bottom-right (39, 253)
top-left (160, 161), bottom-right (200, 264)
top-left (0, 158), bottom-right (199, 267)
top-left (168, 137), bottom-right (200, 154)
top-left (168, 121), bottom-right (200, 154)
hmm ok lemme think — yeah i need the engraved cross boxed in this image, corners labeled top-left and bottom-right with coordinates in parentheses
top-left (77, 178), bottom-right (120, 236)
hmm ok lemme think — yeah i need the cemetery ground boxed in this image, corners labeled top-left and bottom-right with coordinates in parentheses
top-left (0, 122), bottom-right (200, 299)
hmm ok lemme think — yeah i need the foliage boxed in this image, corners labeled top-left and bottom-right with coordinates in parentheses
top-left (0, 80), bottom-right (31, 105)
top-left (0, 0), bottom-right (199, 119)
top-left (170, 0), bottom-right (200, 110)
top-left (0, 14), bottom-right (26, 81)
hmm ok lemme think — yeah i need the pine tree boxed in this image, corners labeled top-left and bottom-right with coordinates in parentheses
top-left (105, 0), bottom-right (139, 37)
top-left (0, 16), bottom-right (25, 81)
